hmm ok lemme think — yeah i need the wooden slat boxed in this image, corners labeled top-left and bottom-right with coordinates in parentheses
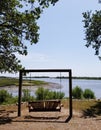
top-left (28, 100), bottom-right (61, 112)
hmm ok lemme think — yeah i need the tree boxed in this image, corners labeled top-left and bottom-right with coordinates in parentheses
top-left (82, 10), bottom-right (101, 59)
top-left (83, 89), bottom-right (95, 99)
top-left (0, 0), bottom-right (59, 73)
top-left (72, 86), bottom-right (83, 99)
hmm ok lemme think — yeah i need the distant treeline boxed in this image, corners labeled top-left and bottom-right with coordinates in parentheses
top-left (23, 76), bottom-right (101, 80)
top-left (72, 77), bottom-right (101, 80)
top-left (55, 76), bottom-right (101, 80)
top-left (1, 76), bottom-right (101, 80)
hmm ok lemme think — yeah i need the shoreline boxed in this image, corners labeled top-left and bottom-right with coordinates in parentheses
top-left (0, 82), bottom-right (62, 97)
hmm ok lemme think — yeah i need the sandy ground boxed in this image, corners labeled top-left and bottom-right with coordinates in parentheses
top-left (0, 104), bottom-right (101, 130)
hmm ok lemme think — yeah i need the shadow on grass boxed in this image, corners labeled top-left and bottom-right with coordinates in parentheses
top-left (82, 101), bottom-right (101, 118)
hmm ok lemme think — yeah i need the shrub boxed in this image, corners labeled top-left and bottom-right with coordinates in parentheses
top-left (22, 89), bottom-right (34, 102)
top-left (83, 89), bottom-right (95, 99)
top-left (0, 89), bottom-right (12, 104)
top-left (35, 87), bottom-right (65, 100)
top-left (35, 87), bottom-right (45, 100)
top-left (72, 86), bottom-right (83, 99)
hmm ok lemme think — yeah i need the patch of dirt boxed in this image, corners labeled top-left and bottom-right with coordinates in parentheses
top-left (0, 104), bottom-right (101, 130)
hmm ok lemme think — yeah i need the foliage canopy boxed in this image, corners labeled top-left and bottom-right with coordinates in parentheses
top-left (0, 0), bottom-right (59, 73)
top-left (82, 10), bottom-right (101, 59)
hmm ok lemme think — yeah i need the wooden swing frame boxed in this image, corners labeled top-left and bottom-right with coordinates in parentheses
top-left (18, 69), bottom-right (72, 122)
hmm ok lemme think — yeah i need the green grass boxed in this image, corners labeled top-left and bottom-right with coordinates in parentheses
top-left (0, 77), bottom-right (49, 87)
top-left (62, 99), bottom-right (97, 111)
top-left (0, 78), bottom-right (18, 87)
top-left (23, 80), bottom-right (48, 86)
top-left (72, 100), bottom-right (97, 111)
top-left (62, 99), bottom-right (101, 116)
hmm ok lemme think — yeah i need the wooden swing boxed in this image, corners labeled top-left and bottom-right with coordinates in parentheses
top-left (28, 100), bottom-right (61, 112)
top-left (28, 73), bottom-right (62, 112)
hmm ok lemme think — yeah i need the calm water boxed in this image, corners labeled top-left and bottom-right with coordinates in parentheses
top-left (0, 78), bottom-right (101, 99)
top-left (32, 78), bottom-right (101, 99)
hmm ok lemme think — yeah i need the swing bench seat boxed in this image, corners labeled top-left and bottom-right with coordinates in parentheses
top-left (28, 100), bottom-right (61, 112)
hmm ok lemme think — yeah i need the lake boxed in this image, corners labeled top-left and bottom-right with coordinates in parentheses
top-left (0, 78), bottom-right (101, 99)
top-left (35, 78), bottom-right (101, 99)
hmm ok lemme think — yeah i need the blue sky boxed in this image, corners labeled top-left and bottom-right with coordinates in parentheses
top-left (1, 0), bottom-right (101, 77)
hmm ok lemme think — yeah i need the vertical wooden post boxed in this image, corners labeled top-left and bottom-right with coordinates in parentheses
top-left (69, 70), bottom-right (72, 117)
top-left (18, 70), bottom-right (22, 117)
top-left (65, 70), bottom-right (72, 122)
